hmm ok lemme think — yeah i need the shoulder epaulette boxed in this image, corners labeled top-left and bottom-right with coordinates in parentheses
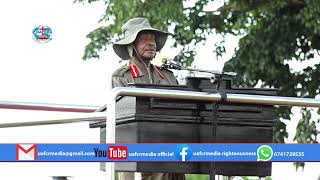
top-left (112, 65), bottom-right (130, 77)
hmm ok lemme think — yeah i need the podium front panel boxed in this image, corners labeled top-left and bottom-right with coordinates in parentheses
top-left (91, 79), bottom-right (277, 176)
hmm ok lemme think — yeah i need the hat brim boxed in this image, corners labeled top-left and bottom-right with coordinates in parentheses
top-left (113, 28), bottom-right (169, 60)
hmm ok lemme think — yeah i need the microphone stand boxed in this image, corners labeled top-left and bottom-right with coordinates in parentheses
top-left (161, 60), bottom-right (237, 85)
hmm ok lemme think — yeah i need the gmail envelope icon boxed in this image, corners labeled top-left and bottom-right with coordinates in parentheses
top-left (16, 144), bottom-right (37, 160)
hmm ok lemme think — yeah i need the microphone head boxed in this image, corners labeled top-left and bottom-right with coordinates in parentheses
top-left (161, 60), bottom-right (169, 69)
top-left (161, 60), bottom-right (174, 69)
top-left (161, 60), bottom-right (181, 70)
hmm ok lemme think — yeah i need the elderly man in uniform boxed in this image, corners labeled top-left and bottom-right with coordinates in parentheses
top-left (112, 17), bottom-right (185, 180)
top-left (112, 17), bottom-right (178, 87)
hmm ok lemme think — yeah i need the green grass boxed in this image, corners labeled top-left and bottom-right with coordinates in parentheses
top-left (186, 174), bottom-right (272, 180)
top-left (186, 174), bottom-right (209, 180)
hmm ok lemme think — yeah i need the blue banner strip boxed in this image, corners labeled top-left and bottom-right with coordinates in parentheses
top-left (0, 144), bottom-right (318, 162)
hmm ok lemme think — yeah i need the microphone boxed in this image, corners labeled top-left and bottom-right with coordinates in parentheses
top-left (161, 60), bottom-right (181, 70)
top-left (160, 54), bottom-right (237, 77)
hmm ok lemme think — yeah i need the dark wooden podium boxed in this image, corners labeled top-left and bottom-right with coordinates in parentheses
top-left (90, 76), bottom-right (277, 176)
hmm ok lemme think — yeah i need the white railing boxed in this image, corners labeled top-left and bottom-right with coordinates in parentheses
top-left (106, 87), bottom-right (320, 180)
top-left (1, 87), bottom-right (320, 180)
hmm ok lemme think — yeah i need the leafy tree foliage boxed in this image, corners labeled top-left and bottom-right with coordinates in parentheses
top-left (218, 0), bottom-right (320, 145)
top-left (76, 0), bottom-right (320, 160)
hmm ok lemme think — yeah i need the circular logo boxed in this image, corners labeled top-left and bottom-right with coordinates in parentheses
top-left (32, 25), bottom-right (52, 43)
top-left (257, 145), bottom-right (273, 161)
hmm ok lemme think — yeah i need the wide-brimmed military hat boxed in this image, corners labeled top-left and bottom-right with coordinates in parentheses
top-left (113, 17), bottom-right (169, 60)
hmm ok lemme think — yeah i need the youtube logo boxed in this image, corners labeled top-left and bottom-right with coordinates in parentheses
top-left (108, 146), bottom-right (128, 160)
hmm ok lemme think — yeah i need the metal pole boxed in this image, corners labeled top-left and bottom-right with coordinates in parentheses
top-left (110, 87), bottom-right (320, 107)
top-left (106, 95), bottom-right (117, 180)
top-left (0, 101), bottom-right (99, 112)
top-left (0, 112), bottom-right (105, 128)
top-left (180, 67), bottom-right (237, 76)
top-left (105, 87), bottom-right (320, 180)
top-left (162, 60), bottom-right (237, 76)
top-left (226, 93), bottom-right (320, 107)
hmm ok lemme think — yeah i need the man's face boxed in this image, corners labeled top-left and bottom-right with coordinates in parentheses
top-left (133, 31), bottom-right (156, 62)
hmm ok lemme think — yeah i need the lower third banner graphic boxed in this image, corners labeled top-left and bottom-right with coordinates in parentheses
top-left (0, 144), bottom-right (318, 162)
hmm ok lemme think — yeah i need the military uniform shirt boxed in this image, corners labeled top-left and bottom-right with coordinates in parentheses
top-left (112, 58), bottom-right (178, 88)
top-left (111, 59), bottom-right (185, 180)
